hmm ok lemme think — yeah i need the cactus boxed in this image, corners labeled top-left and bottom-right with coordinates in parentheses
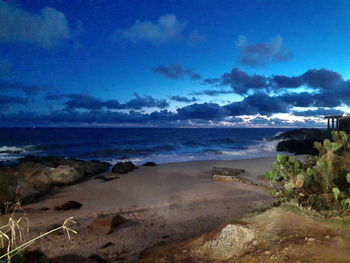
top-left (265, 131), bottom-right (350, 215)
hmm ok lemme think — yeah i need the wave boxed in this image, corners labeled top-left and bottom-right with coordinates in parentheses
top-left (210, 138), bottom-right (238, 144)
top-left (84, 144), bottom-right (178, 157)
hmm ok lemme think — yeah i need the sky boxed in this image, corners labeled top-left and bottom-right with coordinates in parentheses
top-left (0, 0), bottom-right (350, 127)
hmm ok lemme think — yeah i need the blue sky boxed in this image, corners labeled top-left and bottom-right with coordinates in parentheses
top-left (0, 0), bottom-right (350, 127)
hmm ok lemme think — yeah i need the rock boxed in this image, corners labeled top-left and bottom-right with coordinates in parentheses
top-left (0, 156), bottom-right (111, 207)
top-left (273, 128), bottom-right (332, 155)
top-left (58, 200), bottom-right (83, 210)
top-left (276, 139), bottom-right (319, 155)
top-left (198, 224), bottom-right (256, 260)
top-left (112, 161), bottom-right (137, 174)
top-left (143, 162), bottom-right (157, 166)
top-left (88, 254), bottom-right (107, 263)
top-left (88, 214), bottom-right (128, 234)
top-left (212, 167), bottom-right (245, 182)
top-left (51, 254), bottom-right (101, 263)
top-left (48, 165), bottom-right (83, 185)
top-left (272, 128), bottom-right (331, 141)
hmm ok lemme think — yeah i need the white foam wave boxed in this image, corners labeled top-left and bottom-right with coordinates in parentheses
top-left (0, 145), bottom-right (36, 161)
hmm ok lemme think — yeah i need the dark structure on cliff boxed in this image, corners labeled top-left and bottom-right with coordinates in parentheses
top-left (325, 114), bottom-right (350, 133)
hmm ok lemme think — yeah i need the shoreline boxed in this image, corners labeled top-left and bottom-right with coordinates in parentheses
top-left (15, 156), bottom-right (277, 262)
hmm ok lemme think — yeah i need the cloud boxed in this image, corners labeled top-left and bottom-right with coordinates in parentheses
top-left (224, 93), bottom-right (289, 116)
top-left (119, 14), bottom-right (186, 45)
top-left (177, 103), bottom-right (228, 120)
top-left (46, 93), bottom-right (169, 110)
top-left (293, 108), bottom-right (344, 117)
top-left (170, 96), bottom-right (198, 103)
top-left (0, 1), bottom-right (70, 48)
top-left (236, 35), bottom-right (292, 67)
top-left (190, 89), bottom-right (233, 96)
top-left (221, 68), bottom-right (269, 94)
top-left (0, 95), bottom-right (28, 105)
top-left (153, 64), bottom-right (201, 80)
top-left (0, 81), bottom-right (46, 95)
top-left (124, 93), bottom-right (169, 109)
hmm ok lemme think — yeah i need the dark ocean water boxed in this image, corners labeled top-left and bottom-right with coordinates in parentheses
top-left (0, 128), bottom-right (291, 164)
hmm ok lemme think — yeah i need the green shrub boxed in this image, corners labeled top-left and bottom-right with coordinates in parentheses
top-left (266, 131), bottom-right (350, 216)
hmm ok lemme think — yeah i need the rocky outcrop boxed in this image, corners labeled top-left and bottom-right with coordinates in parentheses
top-left (0, 156), bottom-right (111, 206)
top-left (137, 205), bottom-right (350, 263)
top-left (111, 161), bottom-right (137, 174)
top-left (273, 128), bottom-right (331, 155)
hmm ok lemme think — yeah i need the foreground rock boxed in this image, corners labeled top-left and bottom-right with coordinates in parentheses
top-left (273, 128), bottom-right (331, 155)
top-left (143, 162), bottom-right (157, 166)
top-left (0, 156), bottom-right (111, 206)
top-left (88, 213), bottom-right (128, 234)
top-left (137, 204), bottom-right (350, 263)
top-left (111, 161), bottom-right (137, 174)
top-left (212, 167), bottom-right (245, 182)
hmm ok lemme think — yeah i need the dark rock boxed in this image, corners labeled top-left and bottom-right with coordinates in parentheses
top-left (40, 207), bottom-right (50, 211)
top-left (88, 213), bottom-right (128, 234)
top-left (273, 128), bottom-right (332, 155)
top-left (276, 139), bottom-right (320, 155)
top-left (143, 162), bottom-right (157, 166)
top-left (0, 155), bottom-right (111, 207)
top-left (272, 128), bottom-right (331, 141)
top-left (111, 161), bottom-right (137, 174)
top-left (109, 214), bottom-right (128, 234)
top-left (100, 242), bottom-right (113, 249)
top-left (59, 200), bottom-right (83, 210)
top-left (88, 254), bottom-right (107, 263)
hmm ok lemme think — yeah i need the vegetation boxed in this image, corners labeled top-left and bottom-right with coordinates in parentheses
top-left (0, 202), bottom-right (76, 263)
top-left (265, 131), bottom-right (350, 216)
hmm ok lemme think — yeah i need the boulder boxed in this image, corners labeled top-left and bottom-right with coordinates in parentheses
top-left (273, 128), bottom-right (332, 155)
top-left (56, 200), bottom-right (83, 210)
top-left (272, 128), bottom-right (331, 141)
top-left (112, 161), bottom-right (137, 174)
top-left (48, 165), bottom-right (82, 185)
top-left (143, 162), bottom-right (157, 166)
top-left (0, 166), bottom-right (18, 205)
top-left (276, 139), bottom-right (320, 155)
top-left (88, 214), bottom-right (128, 234)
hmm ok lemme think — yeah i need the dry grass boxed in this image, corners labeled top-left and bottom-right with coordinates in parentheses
top-left (0, 202), bottom-right (77, 263)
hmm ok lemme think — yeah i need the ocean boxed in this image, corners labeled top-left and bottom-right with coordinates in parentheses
top-left (0, 127), bottom-right (290, 164)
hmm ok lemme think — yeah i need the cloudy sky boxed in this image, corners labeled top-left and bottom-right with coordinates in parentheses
top-left (0, 0), bottom-right (350, 127)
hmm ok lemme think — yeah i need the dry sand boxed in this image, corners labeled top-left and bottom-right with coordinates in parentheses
top-left (21, 157), bottom-right (276, 262)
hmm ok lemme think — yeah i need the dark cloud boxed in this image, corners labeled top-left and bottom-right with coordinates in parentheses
top-left (46, 93), bottom-right (169, 110)
top-left (272, 75), bottom-right (303, 88)
top-left (225, 93), bottom-right (289, 116)
top-left (301, 69), bottom-right (343, 90)
top-left (0, 82), bottom-right (45, 95)
top-left (154, 64), bottom-right (201, 80)
top-left (125, 93), bottom-right (169, 109)
top-left (190, 89), bottom-right (233, 96)
top-left (170, 96), bottom-right (198, 103)
top-left (177, 103), bottom-right (228, 120)
top-left (0, 95), bottom-right (28, 104)
top-left (221, 68), bottom-right (269, 94)
top-left (293, 108), bottom-right (344, 117)
top-left (235, 36), bottom-right (292, 67)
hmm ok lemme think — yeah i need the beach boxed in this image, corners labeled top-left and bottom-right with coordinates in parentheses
top-left (19, 157), bottom-right (276, 262)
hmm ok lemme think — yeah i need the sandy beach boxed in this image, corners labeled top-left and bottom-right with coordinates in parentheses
top-left (20, 157), bottom-right (276, 262)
